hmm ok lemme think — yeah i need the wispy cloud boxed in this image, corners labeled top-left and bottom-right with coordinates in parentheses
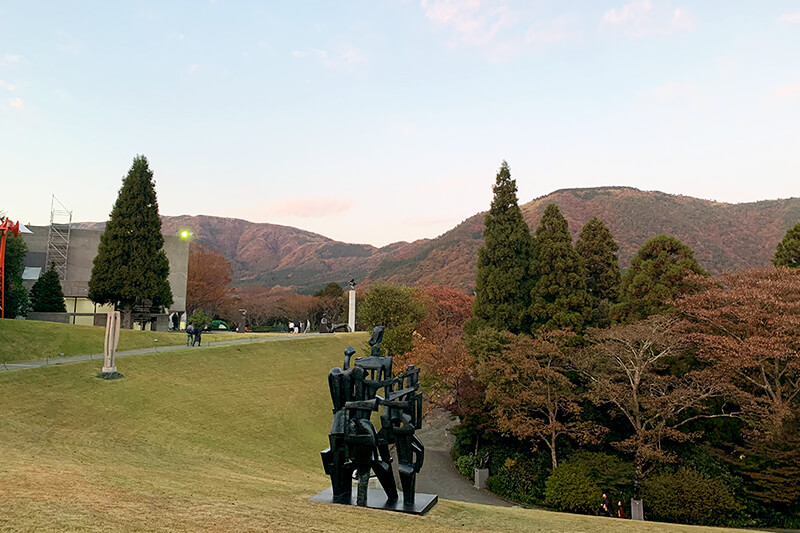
top-left (8, 97), bottom-right (24, 109)
top-left (420, 0), bottom-right (580, 61)
top-left (291, 45), bottom-right (365, 70)
top-left (0, 53), bottom-right (23, 66)
top-left (0, 80), bottom-right (16, 91)
top-left (773, 84), bottom-right (800, 99)
top-left (267, 196), bottom-right (356, 218)
top-left (777, 12), bottom-right (800, 24)
top-left (600, 1), bottom-right (695, 37)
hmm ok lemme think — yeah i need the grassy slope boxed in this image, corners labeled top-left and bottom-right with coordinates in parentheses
top-left (0, 334), bottom-right (764, 532)
top-left (0, 320), bottom-right (263, 363)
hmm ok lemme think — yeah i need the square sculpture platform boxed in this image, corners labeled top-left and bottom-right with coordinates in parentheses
top-left (310, 487), bottom-right (438, 515)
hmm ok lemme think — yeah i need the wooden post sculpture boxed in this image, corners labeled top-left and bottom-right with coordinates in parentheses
top-left (98, 311), bottom-right (123, 379)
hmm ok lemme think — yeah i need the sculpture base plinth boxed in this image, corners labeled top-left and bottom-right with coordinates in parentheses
top-left (97, 371), bottom-right (124, 380)
top-left (310, 487), bottom-right (438, 515)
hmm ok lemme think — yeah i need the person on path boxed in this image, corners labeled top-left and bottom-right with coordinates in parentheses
top-left (601, 493), bottom-right (612, 517)
top-left (186, 324), bottom-right (194, 346)
top-left (617, 501), bottom-right (626, 518)
top-left (193, 325), bottom-right (202, 347)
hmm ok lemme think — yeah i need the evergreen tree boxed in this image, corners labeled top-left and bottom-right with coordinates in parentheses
top-left (575, 217), bottom-right (621, 327)
top-left (473, 161), bottom-right (534, 333)
top-left (88, 155), bottom-right (173, 328)
top-left (773, 221), bottom-right (800, 268)
top-left (529, 204), bottom-right (591, 333)
top-left (30, 264), bottom-right (67, 312)
top-left (617, 234), bottom-right (707, 321)
top-left (1, 231), bottom-right (29, 318)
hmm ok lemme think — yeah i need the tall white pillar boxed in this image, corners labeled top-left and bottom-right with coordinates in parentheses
top-left (102, 311), bottom-right (121, 374)
top-left (348, 289), bottom-right (356, 332)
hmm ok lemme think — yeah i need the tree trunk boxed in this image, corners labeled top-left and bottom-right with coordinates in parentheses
top-left (549, 432), bottom-right (558, 470)
top-left (633, 452), bottom-right (645, 498)
top-left (121, 304), bottom-right (133, 329)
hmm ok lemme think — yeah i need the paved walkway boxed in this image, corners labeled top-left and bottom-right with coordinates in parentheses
top-left (415, 408), bottom-right (511, 507)
top-left (0, 333), bottom-right (322, 371)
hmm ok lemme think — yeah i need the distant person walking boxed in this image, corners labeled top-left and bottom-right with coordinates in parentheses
top-left (601, 493), bottom-right (612, 517)
top-left (193, 325), bottom-right (202, 347)
top-left (186, 324), bottom-right (194, 346)
top-left (617, 501), bottom-right (626, 518)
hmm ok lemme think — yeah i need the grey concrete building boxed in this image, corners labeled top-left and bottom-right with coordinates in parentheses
top-left (22, 226), bottom-right (189, 326)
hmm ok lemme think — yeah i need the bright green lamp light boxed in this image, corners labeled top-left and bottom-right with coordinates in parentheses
top-left (180, 230), bottom-right (190, 239)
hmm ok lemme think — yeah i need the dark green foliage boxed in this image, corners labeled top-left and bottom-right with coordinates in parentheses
top-left (566, 451), bottom-right (634, 500)
top-left (357, 284), bottom-right (425, 356)
top-left (189, 310), bottom-right (211, 330)
top-left (575, 217), bottom-right (620, 327)
top-left (486, 452), bottom-right (551, 506)
top-left (642, 468), bottom-right (743, 526)
top-left (474, 161), bottom-right (534, 333)
top-left (2, 232), bottom-right (29, 318)
top-left (773, 221), bottom-right (800, 268)
top-left (29, 265), bottom-right (66, 312)
top-left (314, 282), bottom-right (344, 298)
top-left (88, 155), bottom-right (173, 317)
top-left (529, 204), bottom-right (591, 332)
top-left (616, 234), bottom-right (707, 321)
top-left (544, 462), bottom-right (602, 514)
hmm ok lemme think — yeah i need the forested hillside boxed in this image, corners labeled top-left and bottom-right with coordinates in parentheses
top-left (76, 187), bottom-right (800, 293)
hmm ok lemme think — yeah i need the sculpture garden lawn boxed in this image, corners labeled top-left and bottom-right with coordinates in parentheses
top-left (0, 333), bottom-right (764, 532)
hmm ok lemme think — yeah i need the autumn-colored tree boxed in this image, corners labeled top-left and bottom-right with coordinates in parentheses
top-left (473, 161), bottom-right (535, 333)
top-left (577, 316), bottom-right (733, 495)
top-left (616, 234), bottom-right (708, 322)
top-left (236, 285), bottom-right (317, 328)
top-left (480, 331), bottom-right (604, 469)
top-left (187, 243), bottom-right (234, 317)
top-left (676, 267), bottom-right (800, 433)
top-left (773, 221), bottom-right (800, 268)
top-left (575, 217), bottom-right (621, 327)
top-left (396, 287), bottom-right (476, 415)
top-left (529, 204), bottom-right (591, 333)
top-left (313, 281), bottom-right (346, 325)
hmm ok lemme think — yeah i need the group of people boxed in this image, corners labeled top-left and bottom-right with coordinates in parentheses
top-left (185, 324), bottom-right (202, 347)
top-left (601, 493), bottom-right (626, 518)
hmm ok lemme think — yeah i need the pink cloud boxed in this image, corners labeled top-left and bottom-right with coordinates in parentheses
top-left (8, 97), bottom-right (24, 109)
top-left (0, 80), bottom-right (16, 91)
top-left (267, 196), bottom-right (356, 218)
top-left (600, 0), bottom-right (696, 37)
top-left (777, 12), bottom-right (800, 24)
top-left (774, 84), bottom-right (800, 98)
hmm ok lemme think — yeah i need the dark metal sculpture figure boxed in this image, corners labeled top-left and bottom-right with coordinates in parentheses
top-left (321, 326), bottom-right (426, 509)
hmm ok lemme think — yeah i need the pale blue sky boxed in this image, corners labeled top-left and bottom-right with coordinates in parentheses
top-left (2, 1), bottom-right (799, 246)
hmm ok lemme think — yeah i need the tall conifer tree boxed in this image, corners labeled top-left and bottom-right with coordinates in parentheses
top-left (773, 221), bottom-right (800, 268)
top-left (30, 265), bottom-right (67, 312)
top-left (617, 234), bottom-right (707, 321)
top-left (88, 155), bottom-right (172, 328)
top-left (529, 204), bottom-right (590, 333)
top-left (473, 161), bottom-right (534, 333)
top-left (575, 217), bottom-right (621, 326)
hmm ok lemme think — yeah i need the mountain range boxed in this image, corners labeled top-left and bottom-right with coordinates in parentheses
top-left (76, 187), bottom-right (800, 294)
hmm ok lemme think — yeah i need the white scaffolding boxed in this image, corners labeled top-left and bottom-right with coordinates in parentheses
top-left (45, 195), bottom-right (72, 280)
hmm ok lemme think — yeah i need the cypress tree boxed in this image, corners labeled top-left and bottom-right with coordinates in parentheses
top-left (1, 231), bottom-right (29, 318)
top-left (473, 161), bottom-right (534, 333)
top-left (617, 234), bottom-right (707, 321)
top-left (529, 203), bottom-right (591, 333)
top-left (30, 264), bottom-right (67, 312)
top-left (575, 217), bottom-right (621, 327)
top-left (88, 155), bottom-right (173, 328)
top-left (773, 221), bottom-right (800, 268)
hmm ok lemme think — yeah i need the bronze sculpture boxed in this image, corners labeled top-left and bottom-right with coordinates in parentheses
top-left (316, 326), bottom-right (436, 514)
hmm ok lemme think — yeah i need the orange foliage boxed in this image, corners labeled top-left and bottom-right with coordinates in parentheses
top-left (187, 243), bottom-right (234, 316)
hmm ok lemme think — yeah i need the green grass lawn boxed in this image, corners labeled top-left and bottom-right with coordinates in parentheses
top-left (0, 332), bottom-right (766, 532)
top-left (0, 319), bottom-right (268, 364)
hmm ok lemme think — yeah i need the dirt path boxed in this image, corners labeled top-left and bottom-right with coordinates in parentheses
top-left (415, 408), bottom-right (512, 507)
